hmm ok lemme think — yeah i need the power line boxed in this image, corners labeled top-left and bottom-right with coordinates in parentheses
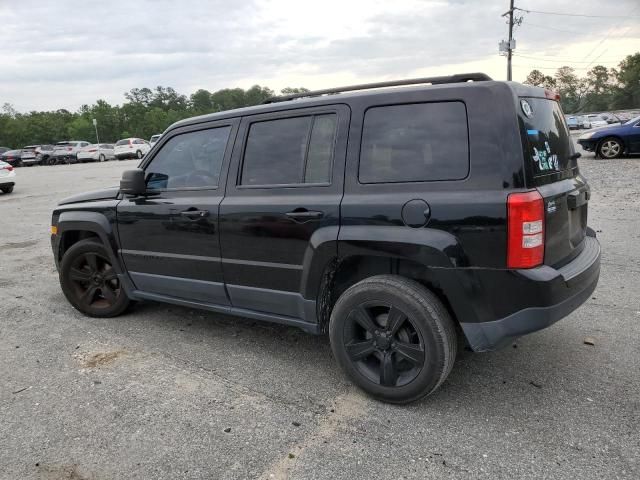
top-left (514, 53), bottom-right (620, 64)
top-left (522, 22), bottom-right (584, 35)
top-left (515, 7), bottom-right (640, 19)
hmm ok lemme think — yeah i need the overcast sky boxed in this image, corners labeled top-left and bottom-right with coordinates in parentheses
top-left (1, 0), bottom-right (639, 112)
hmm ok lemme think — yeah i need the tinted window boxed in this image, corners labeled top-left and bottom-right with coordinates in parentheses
top-left (145, 127), bottom-right (231, 190)
top-left (241, 114), bottom-right (337, 186)
top-left (359, 102), bottom-right (469, 184)
top-left (305, 115), bottom-right (337, 183)
top-left (519, 98), bottom-right (573, 178)
top-left (116, 139), bottom-right (129, 146)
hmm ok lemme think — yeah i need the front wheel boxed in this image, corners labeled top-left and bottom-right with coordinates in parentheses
top-left (136, 150), bottom-right (142, 159)
top-left (329, 275), bottom-right (457, 404)
top-left (59, 240), bottom-right (131, 317)
top-left (99, 154), bottom-right (106, 162)
top-left (598, 137), bottom-right (623, 159)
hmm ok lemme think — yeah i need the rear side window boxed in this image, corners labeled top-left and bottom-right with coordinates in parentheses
top-left (359, 102), bottom-right (469, 184)
top-left (241, 114), bottom-right (337, 186)
top-left (519, 98), bottom-right (574, 178)
top-left (116, 139), bottom-right (129, 146)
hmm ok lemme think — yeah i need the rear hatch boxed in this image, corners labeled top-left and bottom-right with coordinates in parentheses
top-left (21, 147), bottom-right (37, 160)
top-left (518, 96), bottom-right (588, 267)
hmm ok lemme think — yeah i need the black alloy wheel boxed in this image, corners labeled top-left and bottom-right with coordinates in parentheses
top-left (343, 303), bottom-right (424, 387)
top-left (330, 275), bottom-right (457, 403)
top-left (60, 240), bottom-right (131, 317)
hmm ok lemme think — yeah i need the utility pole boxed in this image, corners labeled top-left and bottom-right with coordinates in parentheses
top-left (500, 1), bottom-right (520, 80)
top-left (507, 0), bottom-right (514, 81)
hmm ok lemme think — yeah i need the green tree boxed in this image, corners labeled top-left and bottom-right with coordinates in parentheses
top-left (610, 53), bottom-right (640, 109)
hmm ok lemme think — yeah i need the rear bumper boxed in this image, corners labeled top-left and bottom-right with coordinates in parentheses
top-left (460, 234), bottom-right (601, 352)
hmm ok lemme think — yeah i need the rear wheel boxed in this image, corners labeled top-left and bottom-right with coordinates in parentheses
top-left (1, 185), bottom-right (14, 194)
top-left (136, 150), bottom-right (143, 159)
top-left (329, 275), bottom-right (457, 404)
top-left (99, 154), bottom-right (106, 162)
top-left (60, 240), bottom-right (131, 317)
top-left (598, 137), bottom-right (623, 159)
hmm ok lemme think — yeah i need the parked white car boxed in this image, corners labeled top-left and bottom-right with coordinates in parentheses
top-left (114, 138), bottom-right (151, 160)
top-left (0, 160), bottom-right (16, 194)
top-left (77, 143), bottom-right (116, 162)
top-left (582, 115), bottom-right (608, 129)
top-left (149, 134), bottom-right (162, 145)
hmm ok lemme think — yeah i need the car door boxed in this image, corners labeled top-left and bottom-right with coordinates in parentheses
top-left (629, 120), bottom-right (640, 153)
top-left (219, 105), bottom-right (349, 320)
top-left (117, 119), bottom-right (238, 304)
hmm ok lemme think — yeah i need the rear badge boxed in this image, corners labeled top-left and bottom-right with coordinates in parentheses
top-left (521, 99), bottom-right (533, 118)
top-left (547, 200), bottom-right (557, 214)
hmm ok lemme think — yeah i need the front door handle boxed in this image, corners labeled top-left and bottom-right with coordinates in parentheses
top-left (285, 209), bottom-right (324, 220)
top-left (180, 209), bottom-right (210, 219)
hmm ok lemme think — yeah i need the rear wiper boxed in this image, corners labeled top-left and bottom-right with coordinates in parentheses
top-left (569, 152), bottom-right (581, 160)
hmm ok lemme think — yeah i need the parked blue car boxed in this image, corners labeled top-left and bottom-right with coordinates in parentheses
top-left (577, 115), bottom-right (640, 158)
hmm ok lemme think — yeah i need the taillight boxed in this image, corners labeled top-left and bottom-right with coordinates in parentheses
top-left (2, 165), bottom-right (13, 171)
top-left (67, 147), bottom-right (72, 151)
top-left (507, 190), bottom-right (544, 269)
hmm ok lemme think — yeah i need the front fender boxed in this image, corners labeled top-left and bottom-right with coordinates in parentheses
top-left (53, 209), bottom-right (123, 274)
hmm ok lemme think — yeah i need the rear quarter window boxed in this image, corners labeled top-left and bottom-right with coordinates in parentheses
top-left (358, 101), bottom-right (469, 184)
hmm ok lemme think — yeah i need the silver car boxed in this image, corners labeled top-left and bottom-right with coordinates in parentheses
top-left (76, 143), bottom-right (116, 163)
top-left (20, 145), bottom-right (54, 166)
top-left (51, 140), bottom-right (91, 164)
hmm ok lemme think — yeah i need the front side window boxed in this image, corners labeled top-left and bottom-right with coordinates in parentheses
top-left (145, 126), bottom-right (231, 190)
top-left (240, 113), bottom-right (337, 186)
top-left (359, 102), bottom-right (469, 184)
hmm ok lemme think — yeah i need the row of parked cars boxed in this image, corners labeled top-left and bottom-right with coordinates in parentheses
top-left (564, 112), bottom-right (632, 130)
top-left (0, 134), bottom-right (162, 167)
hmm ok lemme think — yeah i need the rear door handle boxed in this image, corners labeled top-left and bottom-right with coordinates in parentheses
top-left (285, 209), bottom-right (324, 220)
top-left (180, 209), bottom-right (210, 219)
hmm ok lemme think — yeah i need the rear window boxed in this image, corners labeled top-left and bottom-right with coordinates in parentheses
top-left (358, 102), bottom-right (469, 184)
top-left (116, 139), bottom-right (130, 146)
top-left (519, 98), bottom-right (574, 178)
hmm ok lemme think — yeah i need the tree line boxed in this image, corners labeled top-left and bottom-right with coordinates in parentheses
top-left (523, 52), bottom-right (640, 114)
top-left (0, 85), bottom-right (309, 149)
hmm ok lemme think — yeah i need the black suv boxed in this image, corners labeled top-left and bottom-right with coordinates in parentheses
top-left (51, 74), bottom-right (600, 403)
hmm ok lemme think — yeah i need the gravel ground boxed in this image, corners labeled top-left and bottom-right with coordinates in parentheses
top-left (1, 142), bottom-right (639, 480)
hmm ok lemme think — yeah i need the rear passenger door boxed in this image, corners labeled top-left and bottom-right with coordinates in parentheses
top-left (219, 105), bottom-right (349, 319)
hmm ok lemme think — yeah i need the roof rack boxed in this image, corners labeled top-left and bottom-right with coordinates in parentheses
top-left (262, 73), bottom-right (492, 104)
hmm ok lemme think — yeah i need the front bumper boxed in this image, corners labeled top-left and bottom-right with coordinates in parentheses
top-left (460, 234), bottom-right (601, 352)
top-left (578, 139), bottom-right (598, 152)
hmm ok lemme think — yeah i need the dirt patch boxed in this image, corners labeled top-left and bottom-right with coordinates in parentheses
top-left (76, 350), bottom-right (126, 369)
top-left (1, 239), bottom-right (39, 249)
top-left (38, 463), bottom-right (94, 480)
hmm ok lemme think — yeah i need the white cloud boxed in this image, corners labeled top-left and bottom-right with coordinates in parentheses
top-left (1, 0), bottom-right (638, 111)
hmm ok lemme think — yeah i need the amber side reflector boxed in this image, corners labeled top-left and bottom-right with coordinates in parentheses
top-left (50, 225), bottom-right (58, 235)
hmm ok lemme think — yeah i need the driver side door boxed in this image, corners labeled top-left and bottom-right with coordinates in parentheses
top-left (116, 119), bottom-right (238, 305)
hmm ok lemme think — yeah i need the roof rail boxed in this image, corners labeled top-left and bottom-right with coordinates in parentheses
top-left (262, 73), bottom-right (492, 104)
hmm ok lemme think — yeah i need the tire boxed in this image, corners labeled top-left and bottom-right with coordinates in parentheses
top-left (136, 150), bottom-right (142, 159)
top-left (1, 185), bottom-right (14, 194)
top-left (59, 239), bottom-right (131, 318)
top-left (99, 154), bottom-right (105, 162)
top-left (329, 275), bottom-right (457, 404)
top-left (598, 137), bottom-right (623, 159)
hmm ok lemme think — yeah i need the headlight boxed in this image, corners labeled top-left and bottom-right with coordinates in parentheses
top-left (579, 132), bottom-right (594, 140)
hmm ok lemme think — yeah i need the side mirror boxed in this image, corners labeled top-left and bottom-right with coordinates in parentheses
top-left (120, 168), bottom-right (146, 196)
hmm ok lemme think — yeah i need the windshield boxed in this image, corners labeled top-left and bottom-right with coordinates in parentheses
top-left (624, 115), bottom-right (640, 125)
